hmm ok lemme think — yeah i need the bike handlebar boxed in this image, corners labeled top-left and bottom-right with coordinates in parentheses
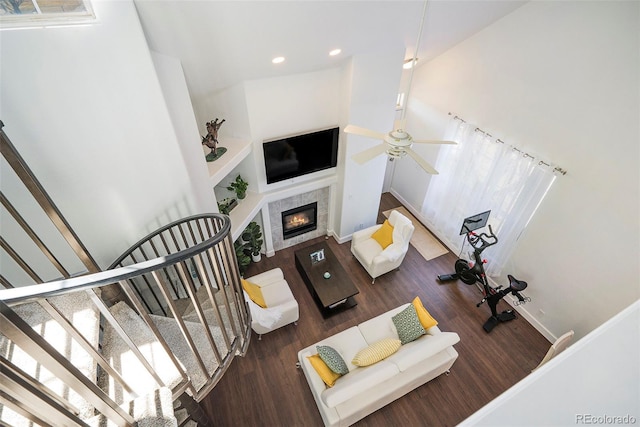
top-left (467, 224), bottom-right (498, 251)
top-left (513, 291), bottom-right (525, 302)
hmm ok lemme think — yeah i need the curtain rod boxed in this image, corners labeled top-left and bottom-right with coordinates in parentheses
top-left (448, 112), bottom-right (567, 176)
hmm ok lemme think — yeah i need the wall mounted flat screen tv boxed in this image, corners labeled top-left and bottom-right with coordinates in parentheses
top-left (263, 127), bottom-right (339, 184)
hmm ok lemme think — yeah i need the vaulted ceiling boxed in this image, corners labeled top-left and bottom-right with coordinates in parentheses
top-left (134, 1), bottom-right (527, 100)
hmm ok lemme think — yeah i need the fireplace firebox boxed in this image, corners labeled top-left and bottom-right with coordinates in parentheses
top-left (282, 202), bottom-right (317, 240)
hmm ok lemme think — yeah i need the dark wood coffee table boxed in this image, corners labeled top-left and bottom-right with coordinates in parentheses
top-left (294, 241), bottom-right (359, 318)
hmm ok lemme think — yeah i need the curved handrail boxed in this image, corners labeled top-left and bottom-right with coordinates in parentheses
top-left (2, 123), bottom-right (247, 425)
top-left (109, 213), bottom-right (229, 268)
top-left (0, 213), bottom-right (231, 306)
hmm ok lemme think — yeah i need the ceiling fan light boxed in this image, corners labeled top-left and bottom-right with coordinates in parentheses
top-left (386, 147), bottom-right (406, 159)
top-left (403, 58), bottom-right (418, 69)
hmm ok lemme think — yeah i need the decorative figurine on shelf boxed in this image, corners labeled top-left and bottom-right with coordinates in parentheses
top-left (201, 118), bottom-right (227, 162)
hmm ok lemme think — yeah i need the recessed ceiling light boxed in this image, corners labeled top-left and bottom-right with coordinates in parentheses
top-left (403, 58), bottom-right (418, 69)
top-left (329, 49), bottom-right (342, 56)
top-left (272, 56), bottom-right (285, 64)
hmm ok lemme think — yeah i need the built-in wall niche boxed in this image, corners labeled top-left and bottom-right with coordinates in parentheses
top-left (268, 188), bottom-right (329, 251)
top-left (213, 155), bottom-right (256, 219)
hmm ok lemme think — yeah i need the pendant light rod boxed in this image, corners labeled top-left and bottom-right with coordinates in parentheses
top-left (401, 0), bottom-right (428, 123)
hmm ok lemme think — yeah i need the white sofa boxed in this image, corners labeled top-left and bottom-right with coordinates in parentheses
top-left (244, 268), bottom-right (299, 339)
top-left (297, 303), bottom-right (460, 427)
top-left (351, 210), bottom-right (415, 283)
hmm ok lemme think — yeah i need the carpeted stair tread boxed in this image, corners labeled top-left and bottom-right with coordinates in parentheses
top-left (183, 304), bottom-right (240, 352)
top-left (149, 314), bottom-right (222, 392)
top-left (101, 301), bottom-right (184, 405)
top-left (173, 401), bottom-right (198, 427)
top-left (171, 298), bottom-right (194, 317)
top-left (86, 386), bottom-right (177, 427)
top-left (0, 290), bottom-right (100, 424)
top-left (180, 285), bottom-right (219, 318)
top-left (1, 288), bottom-right (241, 426)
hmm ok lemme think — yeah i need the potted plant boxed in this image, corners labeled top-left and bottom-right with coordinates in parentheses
top-left (227, 174), bottom-right (248, 200)
top-left (242, 221), bottom-right (264, 262)
top-left (234, 239), bottom-right (251, 276)
top-left (217, 198), bottom-right (237, 215)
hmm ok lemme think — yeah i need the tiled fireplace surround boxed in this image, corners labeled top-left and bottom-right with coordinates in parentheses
top-left (268, 187), bottom-right (329, 252)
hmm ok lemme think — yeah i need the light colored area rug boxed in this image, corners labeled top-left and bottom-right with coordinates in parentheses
top-left (383, 206), bottom-right (449, 261)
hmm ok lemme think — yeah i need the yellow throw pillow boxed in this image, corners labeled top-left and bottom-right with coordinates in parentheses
top-left (412, 296), bottom-right (438, 329)
top-left (307, 354), bottom-right (341, 387)
top-left (371, 220), bottom-right (394, 249)
top-left (242, 279), bottom-right (267, 308)
top-left (352, 338), bottom-right (401, 367)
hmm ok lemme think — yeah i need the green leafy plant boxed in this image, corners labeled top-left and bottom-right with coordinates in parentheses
top-left (218, 201), bottom-right (230, 215)
top-left (234, 239), bottom-right (251, 276)
top-left (227, 175), bottom-right (248, 200)
top-left (217, 198), bottom-right (237, 215)
top-left (241, 221), bottom-right (263, 258)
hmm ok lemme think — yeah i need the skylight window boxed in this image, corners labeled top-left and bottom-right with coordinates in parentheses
top-left (0, 0), bottom-right (95, 29)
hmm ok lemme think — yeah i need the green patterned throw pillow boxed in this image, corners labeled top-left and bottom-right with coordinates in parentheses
top-left (316, 345), bottom-right (349, 375)
top-left (392, 305), bottom-right (426, 344)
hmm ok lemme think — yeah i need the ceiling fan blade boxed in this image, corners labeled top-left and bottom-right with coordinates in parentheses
top-left (352, 144), bottom-right (389, 164)
top-left (405, 147), bottom-right (439, 174)
top-left (412, 138), bottom-right (457, 145)
top-left (344, 125), bottom-right (386, 141)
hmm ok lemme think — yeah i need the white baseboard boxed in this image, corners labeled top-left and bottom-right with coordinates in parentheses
top-left (328, 229), bottom-right (351, 244)
top-left (485, 277), bottom-right (555, 342)
top-left (506, 296), bottom-right (555, 343)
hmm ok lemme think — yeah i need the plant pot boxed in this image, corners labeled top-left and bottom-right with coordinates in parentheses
top-left (251, 252), bottom-right (262, 262)
top-left (237, 192), bottom-right (246, 200)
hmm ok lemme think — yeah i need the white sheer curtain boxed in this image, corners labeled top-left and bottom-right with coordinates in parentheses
top-left (422, 118), bottom-right (557, 277)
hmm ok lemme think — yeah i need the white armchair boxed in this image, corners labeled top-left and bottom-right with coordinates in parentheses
top-left (350, 210), bottom-right (415, 283)
top-left (243, 268), bottom-right (299, 340)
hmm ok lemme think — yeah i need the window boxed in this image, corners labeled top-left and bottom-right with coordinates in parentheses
top-left (422, 117), bottom-right (561, 277)
top-left (1, 0), bottom-right (95, 29)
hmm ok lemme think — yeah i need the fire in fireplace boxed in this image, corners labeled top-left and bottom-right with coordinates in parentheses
top-left (282, 202), bottom-right (317, 239)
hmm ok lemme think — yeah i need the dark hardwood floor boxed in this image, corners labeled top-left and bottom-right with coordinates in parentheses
top-left (202, 193), bottom-right (550, 426)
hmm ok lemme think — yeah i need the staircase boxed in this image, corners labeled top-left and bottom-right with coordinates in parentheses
top-left (0, 123), bottom-right (251, 426)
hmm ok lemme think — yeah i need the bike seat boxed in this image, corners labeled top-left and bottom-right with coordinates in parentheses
top-left (507, 274), bottom-right (528, 291)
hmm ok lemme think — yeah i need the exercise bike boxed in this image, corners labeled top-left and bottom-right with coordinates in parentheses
top-left (438, 212), bottom-right (531, 332)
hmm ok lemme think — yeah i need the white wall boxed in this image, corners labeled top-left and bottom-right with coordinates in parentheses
top-left (200, 53), bottom-right (403, 244)
top-left (198, 82), bottom-right (252, 142)
top-left (0, 0), bottom-right (205, 272)
top-left (393, 1), bottom-right (639, 340)
top-left (151, 51), bottom-right (216, 214)
top-left (336, 51), bottom-right (404, 239)
top-left (461, 300), bottom-right (639, 426)
top-left (243, 68), bottom-right (343, 195)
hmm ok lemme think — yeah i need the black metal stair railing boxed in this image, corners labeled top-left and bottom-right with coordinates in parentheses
top-left (0, 122), bottom-right (251, 426)
top-left (108, 213), bottom-right (252, 399)
top-left (0, 214), bottom-right (252, 425)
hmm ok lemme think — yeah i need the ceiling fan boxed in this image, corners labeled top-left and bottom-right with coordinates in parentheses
top-left (344, 0), bottom-right (455, 175)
